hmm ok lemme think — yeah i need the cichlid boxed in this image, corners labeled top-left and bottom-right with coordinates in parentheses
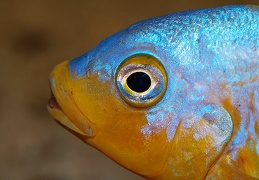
top-left (48, 5), bottom-right (259, 179)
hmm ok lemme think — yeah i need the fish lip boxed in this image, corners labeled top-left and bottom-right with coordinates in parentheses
top-left (48, 86), bottom-right (62, 110)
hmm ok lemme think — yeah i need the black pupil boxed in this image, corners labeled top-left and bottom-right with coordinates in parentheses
top-left (126, 72), bottom-right (151, 93)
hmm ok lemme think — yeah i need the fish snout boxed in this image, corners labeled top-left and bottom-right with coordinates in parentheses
top-left (47, 61), bottom-right (96, 137)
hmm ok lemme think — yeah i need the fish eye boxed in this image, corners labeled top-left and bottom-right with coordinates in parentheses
top-left (116, 54), bottom-right (167, 107)
top-left (126, 71), bottom-right (151, 93)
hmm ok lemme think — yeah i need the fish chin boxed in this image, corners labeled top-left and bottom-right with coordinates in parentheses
top-left (47, 88), bottom-right (92, 136)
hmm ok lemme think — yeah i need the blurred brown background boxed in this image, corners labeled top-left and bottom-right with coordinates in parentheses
top-left (1, 0), bottom-right (258, 179)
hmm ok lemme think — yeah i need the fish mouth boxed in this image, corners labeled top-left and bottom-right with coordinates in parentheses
top-left (48, 86), bottom-right (61, 110)
top-left (47, 61), bottom-right (96, 137)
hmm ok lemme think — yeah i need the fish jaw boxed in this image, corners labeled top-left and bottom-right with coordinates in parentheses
top-left (47, 61), bottom-right (97, 137)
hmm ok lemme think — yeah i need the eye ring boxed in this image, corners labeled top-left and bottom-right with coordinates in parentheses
top-left (116, 54), bottom-right (167, 107)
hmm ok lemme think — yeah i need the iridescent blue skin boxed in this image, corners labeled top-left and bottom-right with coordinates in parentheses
top-left (68, 5), bottom-right (259, 178)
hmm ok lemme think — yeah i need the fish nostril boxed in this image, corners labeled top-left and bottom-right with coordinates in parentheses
top-left (86, 69), bottom-right (91, 78)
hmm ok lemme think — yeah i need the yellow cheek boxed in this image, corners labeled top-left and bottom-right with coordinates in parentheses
top-left (70, 73), bottom-right (147, 144)
top-left (70, 74), bottom-right (172, 177)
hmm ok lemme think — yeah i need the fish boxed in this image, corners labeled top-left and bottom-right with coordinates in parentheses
top-left (47, 5), bottom-right (259, 179)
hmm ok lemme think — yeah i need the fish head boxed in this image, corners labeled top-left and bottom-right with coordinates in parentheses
top-left (47, 29), bottom-right (172, 177)
top-left (47, 5), bottom-right (259, 179)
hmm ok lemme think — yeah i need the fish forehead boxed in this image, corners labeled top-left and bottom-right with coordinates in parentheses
top-left (69, 5), bottom-right (259, 80)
